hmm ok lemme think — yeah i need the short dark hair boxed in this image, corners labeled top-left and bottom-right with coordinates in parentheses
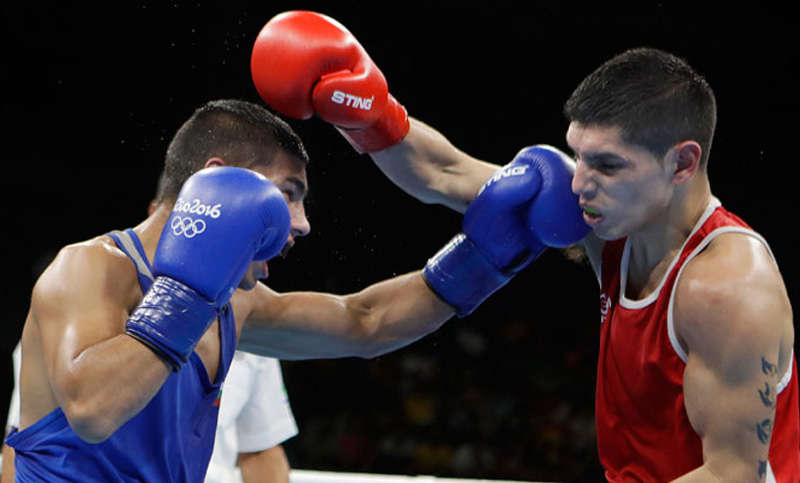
top-left (564, 47), bottom-right (717, 166)
top-left (158, 99), bottom-right (309, 201)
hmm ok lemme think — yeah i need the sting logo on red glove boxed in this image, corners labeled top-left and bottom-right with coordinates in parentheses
top-left (331, 91), bottom-right (375, 111)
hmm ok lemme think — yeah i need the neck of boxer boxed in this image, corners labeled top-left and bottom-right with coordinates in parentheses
top-left (134, 201), bottom-right (174, 266)
top-left (625, 171), bottom-right (712, 300)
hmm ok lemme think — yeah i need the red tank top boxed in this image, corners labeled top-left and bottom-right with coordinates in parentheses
top-left (597, 200), bottom-right (800, 483)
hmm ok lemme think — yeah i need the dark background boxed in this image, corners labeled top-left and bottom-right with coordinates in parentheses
top-left (3, 2), bottom-right (797, 482)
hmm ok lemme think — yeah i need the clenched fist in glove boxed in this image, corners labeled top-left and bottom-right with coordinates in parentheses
top-left (251, 10), bottom-right (409, 154)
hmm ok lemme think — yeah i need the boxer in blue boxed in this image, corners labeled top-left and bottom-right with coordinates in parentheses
top-left (7, 99), bottom-right (585, 482)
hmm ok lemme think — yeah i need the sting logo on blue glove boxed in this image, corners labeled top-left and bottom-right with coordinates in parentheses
top-left (479, 164), bottom-right (530, 195)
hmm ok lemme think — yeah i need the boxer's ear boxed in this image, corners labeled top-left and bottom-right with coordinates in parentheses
top-left (205, 157), bottom-right (226, 168)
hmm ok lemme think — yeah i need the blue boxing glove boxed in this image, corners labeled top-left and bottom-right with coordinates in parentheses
top-left (423, 145), bottom-right (589, 316)
top-left (524, 146), bottom-right (590, 248)
top-left (126, 167), bottom-right (291, 371)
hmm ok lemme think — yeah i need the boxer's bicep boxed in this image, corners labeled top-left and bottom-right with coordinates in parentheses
top-left (675, 237), bottom-right (788, 480)
top-left (34, 244), bottom-right (134, 397)
top-left (29, 241), bottom-right (168, 442)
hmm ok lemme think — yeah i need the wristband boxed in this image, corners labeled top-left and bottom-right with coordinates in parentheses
top-left (126, 277), bottom-right (218, 372)
top-left (422, 233), bottom-right (511, 317)
top-left (336, 95), bottom-right (410, 153)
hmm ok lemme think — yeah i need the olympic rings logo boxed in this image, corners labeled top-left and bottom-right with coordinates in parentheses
top-left (170, 216), bottom-right (207, 238)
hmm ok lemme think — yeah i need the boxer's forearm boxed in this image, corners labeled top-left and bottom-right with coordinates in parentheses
top-left (239, 272), bottom-right (453, 360)
top-left (370, 118), bottom-right (498, 213)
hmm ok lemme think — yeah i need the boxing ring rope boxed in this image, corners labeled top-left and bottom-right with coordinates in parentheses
top-left (0, 457), bottom-right (551, 482)
top-left (290, 469), bottom-right (546, 483)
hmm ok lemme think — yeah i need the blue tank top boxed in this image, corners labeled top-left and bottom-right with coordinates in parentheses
top-left (6, 229), bottom-right (238, 482)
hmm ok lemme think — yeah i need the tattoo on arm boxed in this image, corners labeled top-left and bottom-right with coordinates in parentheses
top-left (754, 356), bottom-right (778, 448)
top-left (761, 356), bottom-right (776, 377)
top-left (758, 382), bottom-right (775, 407)
top-left (758, 460), bottom-right (767, 479)
top-left (756, 418), bottom-right (773, 444)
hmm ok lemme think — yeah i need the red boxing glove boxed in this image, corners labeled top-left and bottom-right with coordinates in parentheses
top-left (251, 10), bottom-right (409, 154)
